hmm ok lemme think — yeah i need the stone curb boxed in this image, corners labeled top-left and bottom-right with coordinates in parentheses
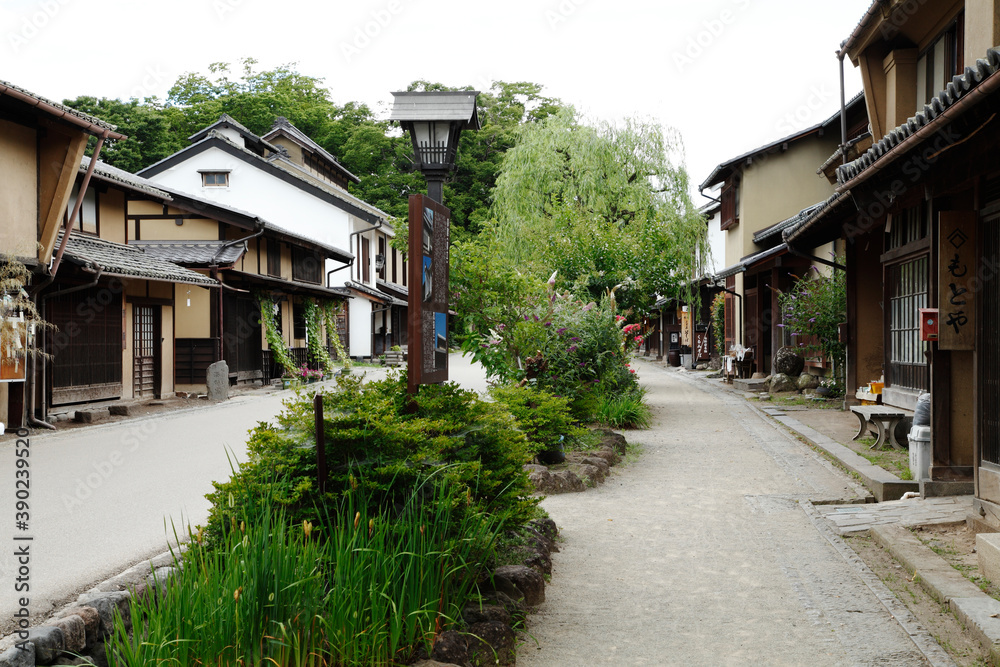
top-left (872, 523), bottom-right (1000, 665)
top-left (0, 548), bottom-right (180, 665)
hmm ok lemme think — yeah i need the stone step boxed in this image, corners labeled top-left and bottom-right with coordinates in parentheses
top-left (733, 378), bottom-right (766, 392)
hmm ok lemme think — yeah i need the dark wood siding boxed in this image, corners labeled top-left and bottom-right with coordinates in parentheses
top-left (48, 286), bottom-right (123, 405)
top-left (222, 293), bottom-right (263, 381)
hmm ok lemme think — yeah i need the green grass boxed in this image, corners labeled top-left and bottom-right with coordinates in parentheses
top-left (593, 391), bottom-right (652, 429)
top-left (105, 470), bottom-right (500, 666)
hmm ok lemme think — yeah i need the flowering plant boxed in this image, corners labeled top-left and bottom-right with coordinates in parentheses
top-left (775, 263), bottom-right (846, 380)
top-left (297, 366), bottom-right (323, 380)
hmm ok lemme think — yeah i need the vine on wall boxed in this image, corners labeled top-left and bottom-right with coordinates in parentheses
top-left (303, 299), bottom-right (334, 374)
top-left (321, 300), bottom-right (351, 370)
top-left (710, 292), bottom-right (726, 357)
top-left (255, 291), bottom-right (297, 377)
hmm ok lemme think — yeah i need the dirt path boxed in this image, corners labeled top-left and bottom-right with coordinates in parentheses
top-left (516, 363), bottom-right (941, 666)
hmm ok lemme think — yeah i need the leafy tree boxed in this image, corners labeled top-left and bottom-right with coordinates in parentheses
top-left (479, 107), bottom-right (708, 316)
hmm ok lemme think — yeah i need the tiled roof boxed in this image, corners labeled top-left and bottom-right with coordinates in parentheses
top-left (83, 157), bottom-right (172, 199)
top-left (0, 80), bottom-right (119, 132)
top-left (129, 240), bottom-right (246, 266)
top-left (227, 271), bottom-right (352, 299)
top-left (188, 113), bottom-right (280, 153)
top-left (753, 202), bottom-right (826, 244)
top-left (782, 191), bottom-right (854, 247)
top-left (345, 280), bottom-right (392, 303)
top-left (264, 117), bottom-right (360, 184)
top-left (142, 129), bottom-right (392, 223)
top-left (389, 91), bottom-right (481, 129)
top-left (376, 278), bottom-right (408, 300)
top-left (59, 232), bottom-right (217, 286)
top-left (837, 48), bottom-right (1000, 185)
top-left (714, 244), bottom-right (788, 280)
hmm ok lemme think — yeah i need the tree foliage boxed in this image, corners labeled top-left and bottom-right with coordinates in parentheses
top-left (475, 108), bottom-right (708, 316)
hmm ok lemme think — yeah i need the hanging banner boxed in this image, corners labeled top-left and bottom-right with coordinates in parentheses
top-left (0, 317), bottom-right (27, 383)
top-left (407, 194), bottom-right (450, 393)
top-left (938, 211), bottom-right (977, 350)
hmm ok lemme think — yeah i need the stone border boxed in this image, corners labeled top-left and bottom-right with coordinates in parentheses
top-left (871, 523), bottom-right (1000, 666)
top-left (524, 428), bottom-right (628, 495)
top-left (0, 549), bottom-right (179, 666)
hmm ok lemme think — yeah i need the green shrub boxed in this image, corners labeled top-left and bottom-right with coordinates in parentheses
top-left (110, 475), bottom-right (498, 665)
top-left (203, 372), bottom-right (537, 550)
top-left (490, 384), bottom-right (586, 455)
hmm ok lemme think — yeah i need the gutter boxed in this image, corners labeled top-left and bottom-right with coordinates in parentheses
top-left (836, 65), bottom-right (1000, 194)
top-left (344, 220), bottom-right (383, 286)
top-left (0, 83), bottom-right (126, 140)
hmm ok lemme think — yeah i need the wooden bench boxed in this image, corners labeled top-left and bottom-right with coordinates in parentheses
top-left (850, 405), bottom-right (908, 450)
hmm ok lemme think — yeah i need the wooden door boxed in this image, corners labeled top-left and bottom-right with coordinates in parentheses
top-left (133, 305), bottom-right (160, 399)
top-left (223, 293), bottom-right (263, 382)
top-left (978, 210), bottom-right (1000, 504)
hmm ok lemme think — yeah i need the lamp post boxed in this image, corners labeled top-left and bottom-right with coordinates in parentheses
top-left (388, 90), bottom-right (479, 396)
top-left (389, 91), bottom-right (481, 203)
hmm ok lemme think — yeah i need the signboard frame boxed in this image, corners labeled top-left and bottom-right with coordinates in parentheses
top-left (938, 211), bottom-right (977, 350)
top-left (407, 194), bottom-right (451, 394)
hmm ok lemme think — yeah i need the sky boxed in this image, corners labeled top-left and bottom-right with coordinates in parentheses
top-left (1, 0), bottom-right (874, 206)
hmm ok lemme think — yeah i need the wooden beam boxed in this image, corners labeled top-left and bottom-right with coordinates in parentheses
top-left (37, 120), bottom-right (88, 264)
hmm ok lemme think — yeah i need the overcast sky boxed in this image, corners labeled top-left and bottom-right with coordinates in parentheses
top-left (2, 0), bottom-right (873, 205)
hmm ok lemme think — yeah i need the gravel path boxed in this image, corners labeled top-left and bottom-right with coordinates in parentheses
top-left (517, 362), bottom-right (936, 666)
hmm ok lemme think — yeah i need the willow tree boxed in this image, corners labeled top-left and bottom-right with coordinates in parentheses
top-left (481, 107), bottom-right (708, 316)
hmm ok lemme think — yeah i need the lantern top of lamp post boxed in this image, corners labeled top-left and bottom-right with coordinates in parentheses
top-left (388, 91), bottom-right (481, 131)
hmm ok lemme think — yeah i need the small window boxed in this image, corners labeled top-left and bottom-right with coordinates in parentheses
top-left (267, 240), bottom-right (281, 278)
top-left (293, 302), bottom-right (307, 340)
top-left (202, 171), bottom-right (230, 187)
top-left (66, 182), bottom-right (98, 235)
top-left (291, 246), bottom-right (322, 284)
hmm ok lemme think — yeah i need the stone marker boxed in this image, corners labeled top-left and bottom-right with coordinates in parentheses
top-left (206, 360), bottom-right (229, 401)
top-left (769, 373), bottom-right (798, 394)
top-left (773, 346), bottom-right (805, 376)
top-left (797, 373), bottom-right (820, 390)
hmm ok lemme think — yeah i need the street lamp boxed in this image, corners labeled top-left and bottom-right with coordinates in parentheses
top-left (388, 91), bottom-right (481, 203)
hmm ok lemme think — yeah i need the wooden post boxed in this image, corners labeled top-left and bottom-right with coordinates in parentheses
top-left (314, 391), bottom-right (326, 493)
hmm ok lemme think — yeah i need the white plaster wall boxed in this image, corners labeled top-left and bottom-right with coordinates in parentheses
top-left (349, 297), bottom-right (373, 358)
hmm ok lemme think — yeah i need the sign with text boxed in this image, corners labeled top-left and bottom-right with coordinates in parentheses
top-left (938, 211), bottom-right (977, 350)
top-left (407, 195), bottom-right (450, 393)
top-left (695, 331), bottom-right (711, 361)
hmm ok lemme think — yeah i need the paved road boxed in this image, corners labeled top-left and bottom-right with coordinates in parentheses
top-left (518, 362), bottom-right (944, 666)
top-left (0, 355), bottom-right (490, 636)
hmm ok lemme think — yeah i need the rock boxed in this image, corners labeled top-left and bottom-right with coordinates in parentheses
top-left (527, 468), bottom-right (585, 494)
top-left (568, 462), bottom-right (605, 485)
top-left (55, 606), bottom-right (100, 647)
top-left (522, 544), bottom-right (552, 575)
top-left (528, 517), bottom-right (558, 542)
top-left (797, 373), bottom-right (820, 390)
top-left (492, 565), bottom-right (545, 606)
top-left (521, 525), bottom-right (557, 554)
top-left (77, 591), bottom-right (131, 635)
top-left (586, 448), bottom-right (620, 467)
top-left (592, 428), bottom-right (627, 454)
top-left (523, 464), bottom-right (548, 475)
top-left (74, 408), bottom-right (109, 423)
top-left (52, 658), bottom-right (91, 666)
top-left (431, 630), bottom-right (468, 666)
top-left (482, 590), bottom-right (527, 619)
top-left (769, 373), bottom-right (798, 394)
top-left (206, 360), bottom-right (230, 401)
top-left (413, 661), bottom-right (463, 667)
top-left (696, 363), bottom-right (708, 370)
top-left (579, 456), bottom-right (611, 475)
top-left (466, 620), bottom-right (516, 666)
top-left (751, 371), bottom-right (767, 380)
top-left (44, 615), bottom-right (85, 653)
top-left (463, 603), bottom-right (512, 626)
top-left (758, 393), bottom-right (772, 401)
top-left (108, 404), bottom-right (132, 416)
top-left (0, 643), bottom-right (34, 667)
top-left (145, 566), bottom-right (179, 596)
top-left (773, 346), bottom-right (805, 376)
top-left (27, 625), bottom-right (63, 664)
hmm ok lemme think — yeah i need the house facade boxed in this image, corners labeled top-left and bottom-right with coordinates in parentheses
top-left (785, 0), bottom-right (1000, 500)
top-left (0, 81), bottom-right (126, 428)
top-left (138, 115), bottom-right (402, 359)
top-left (700, 102), bottom-right (860, 374)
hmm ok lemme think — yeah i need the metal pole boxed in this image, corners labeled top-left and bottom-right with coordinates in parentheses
top-left (314, 392), bottom-right (326, 494)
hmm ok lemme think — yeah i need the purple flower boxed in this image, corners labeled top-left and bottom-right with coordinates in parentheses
top-left (524, 315), bottom-right (529, 321)
top-left (776, 324), bottom-right (785, 328)
top-left (557, 328), bottom-right (567, 335)
top-left (568, 345), bottom-right (578, 352)
top-left (808, 318), bottom-right (816, 323)
top-left (571, 337), bottom-right (579, 342)
top-left (534, 315), bottom-right (540, 321)
top-left (544, 322), bottom-right (551, 327)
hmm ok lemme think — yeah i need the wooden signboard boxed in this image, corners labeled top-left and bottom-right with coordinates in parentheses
top-left (407, 195), bottom-right (450, 394)
top-left (938, 211), bottom-right (977, 350)
top-left (695, 331), bottom-right (711, 361)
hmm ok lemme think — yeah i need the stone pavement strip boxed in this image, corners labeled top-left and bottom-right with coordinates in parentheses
top-left (817, 496), bottom-right (973, 536)
top-left (517, 361), bottom-right (953, 667)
